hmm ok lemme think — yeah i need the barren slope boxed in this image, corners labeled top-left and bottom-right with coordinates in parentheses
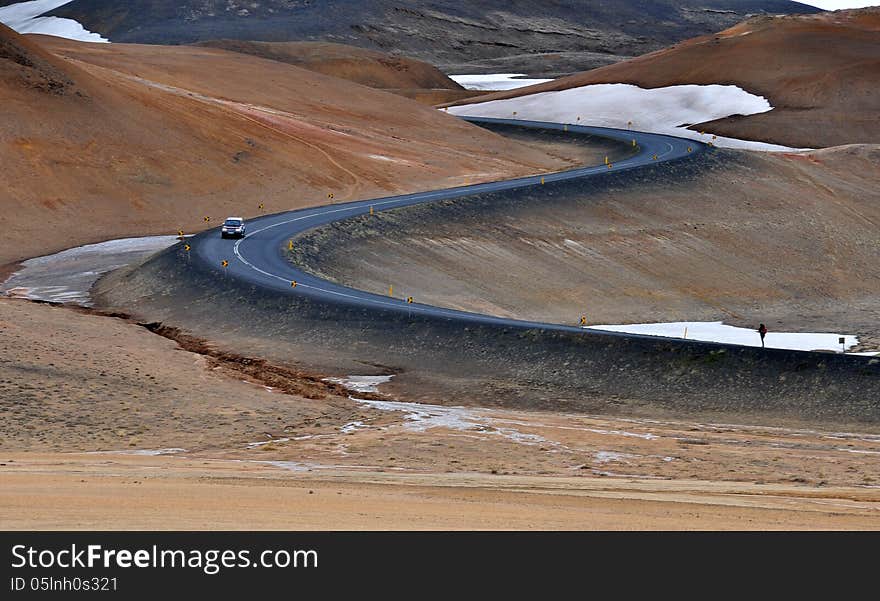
top-left (192, 40), bottom-right (460, 90)
top-left (291, 142), bottom-right (880, 350)
top-left (0, 26), bottom-right (573, 265)
top-left (445, 9), bottom-right (880, 148)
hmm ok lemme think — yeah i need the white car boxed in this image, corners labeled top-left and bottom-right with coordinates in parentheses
top-left (221, 217), bottom-right (246, 239)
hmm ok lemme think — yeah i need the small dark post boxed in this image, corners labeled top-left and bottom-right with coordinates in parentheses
top-left (758, 323), bottom-right (768, 348)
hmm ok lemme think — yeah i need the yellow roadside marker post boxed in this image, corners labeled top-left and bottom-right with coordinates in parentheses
top-left (540, 177), bottom-right (544, 185)
top-left (259, 203), bottom-right (265, 213)
top-left (407, 297), bottom-right (413, 304)
top-left (688, 147), bottom-right (693, 153)
top-left (204, 216), bottom-right (210, 223)
top-left (652, 154), bottom-right (658, 161)
top-left (291, 281), bottom-right (297, 288)
top-left (183, 243), bottom-right (191, 263)
top-left (288, 240), bottom-right (294, 251)
top-left (580, 315), bottom-right (587, 326)
top-left (389, 285), bottom-right (393, 297)
top-left (370, 206), bottom-right (374, 216)
top-left (632, 139), bottom-right (637, 147)
top-left (607, 163), bottom-right (613, 169)
top-left (605, 156), bottom-right (609, 165)
top-left (178, 229), bottom-right (184, 238)
top-left (221, 259), bottom-right (228, 277)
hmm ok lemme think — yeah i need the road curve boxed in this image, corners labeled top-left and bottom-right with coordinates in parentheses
top-left (190, 117), bottom-right (708, 341)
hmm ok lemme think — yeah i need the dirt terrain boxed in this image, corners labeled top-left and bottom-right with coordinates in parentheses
top-left (1, 298), bottom-right (878, 530)
top-left (0, 26), bottom-right (573, 266)
top-left (193, 40), bottom-right (479, 104)
top-left (291, 134), bottom-right (880, 352)
top-left (445, 9), bottom-right (880, 149)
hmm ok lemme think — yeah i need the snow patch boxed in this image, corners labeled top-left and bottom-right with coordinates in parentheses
top-left (87, 448), bottom-right (186, 456)
top-left (585, 321), bottom-right (863, 353)
top-left (340, 421), bottom-right (367, 434)
top-left (352, 397), bottom-right (549, 446)
top-left (0, 0), bottom-right (109, 43)
top-left (324, 375), bottom-right (393, 394)
top-left (449, 73), bottom-right (553, 91)
top-left (1, 235), bottom-right (178, 306)
top-left (448, 83), bottom-right (807, 152)
top-left (246, 437), bottom-right (290, 449)
top-left (593, 451), bottom-right (637, 464)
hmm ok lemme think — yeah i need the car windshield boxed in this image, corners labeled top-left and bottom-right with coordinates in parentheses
top-left (224, 219), bottom-right (242, 226)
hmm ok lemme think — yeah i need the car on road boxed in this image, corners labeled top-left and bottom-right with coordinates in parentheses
top-left (221, 217), bottom-right (246, 239)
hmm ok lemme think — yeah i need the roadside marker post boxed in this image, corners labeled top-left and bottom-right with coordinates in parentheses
top-left (259, 203), bottom-right (265, 212)
top-left (204, 216), bottom-right (211, 223)
top-left (605, 156), bottom-right (609, 165)
top-left (389, 285), bottom-right (393, 297)
top-left (291, 281), bottom-right (297, 289)
top-left (840, 336), bottom-right (846, 353)
top-left (684, 327), bottom-right (688, 339)
top-left (407, 297), bottom-right (414, 304)
top-left (580, 315), bottom-right (587, 326)
top-left (288, 240), bottom-right (294, 251)
top-left (540, 177), bottom-right (544, 185)
top-left (177, 229), bottom-right (184, 238)
top-left (370, 206), bottom-right (374, 216)
top-left (328, 193), bottom-right (334, 200)
top-left (221, 259), bottom-right (229, 277)
top-left (183, 243), bottom-right (191, 264)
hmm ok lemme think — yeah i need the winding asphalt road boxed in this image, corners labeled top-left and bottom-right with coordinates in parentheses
top-left (190, 117), bottom-right (707, 338)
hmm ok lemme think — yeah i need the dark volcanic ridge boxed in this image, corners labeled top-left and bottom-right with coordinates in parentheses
top-left (41, 0), bottom-right (821, 75)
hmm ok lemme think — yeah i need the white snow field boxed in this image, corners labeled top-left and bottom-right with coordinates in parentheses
top-left (1, 235), bottom-right (179, 306)
top-left (449, 73), bottom-right (553, 91)
top-left (0, 0), bottom-right (109, 43)
top-left (323, 375), bottom-right (394, 394)
top-left (448, 83), bottom-right (807, 152)
top-left (584, 321), bottom-right (870, 354)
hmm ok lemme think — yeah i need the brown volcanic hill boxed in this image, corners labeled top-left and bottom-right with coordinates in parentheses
top-left (0, 26), bottom-right (575, 266)
top-left (0, 22), bottom-right (78, 95)
top-left (194, 40), bottom-right (480, 105)
top-left (444, 9), bottom-right (880, 149)
top-left (195, 40), bottom-right (462, 91)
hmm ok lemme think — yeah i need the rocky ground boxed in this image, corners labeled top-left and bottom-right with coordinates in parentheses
top-left (1, 298), bottom-right (878, 530)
